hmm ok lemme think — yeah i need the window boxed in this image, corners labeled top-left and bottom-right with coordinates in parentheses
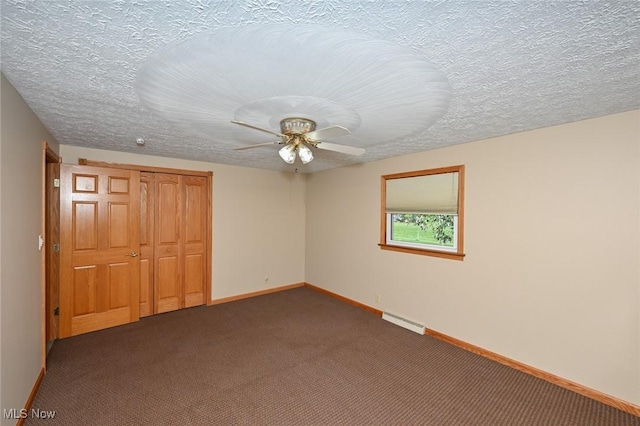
top-left (380, 165), bottom-right (465, 260)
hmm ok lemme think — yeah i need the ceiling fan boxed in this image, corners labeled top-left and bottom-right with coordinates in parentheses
top-left (231, 117), bottom-right (365, 164)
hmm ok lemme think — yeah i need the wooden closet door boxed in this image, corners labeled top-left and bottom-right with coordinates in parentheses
top-left (154, 174), bottom-right (207, 312)
top-left (59, 165), bottom-right (140, 337)
top-left (139, 172), bottom-right (155, 317)
top-left (154, 174), bottom-right (182, 313)
top-left (183, 176), bottom-right (207, 308)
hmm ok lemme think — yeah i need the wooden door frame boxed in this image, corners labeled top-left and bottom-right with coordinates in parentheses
top-left (41, 141), bottom-right (60, 370)
top-left (77, 158), bottom-right (213, 305)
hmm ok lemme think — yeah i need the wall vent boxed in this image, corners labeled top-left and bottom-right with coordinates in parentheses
top-left (382, 311), bottom-right (425, 335)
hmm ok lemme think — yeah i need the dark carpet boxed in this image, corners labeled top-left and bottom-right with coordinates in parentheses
top-left (27, 287), bottom-right (639, 425)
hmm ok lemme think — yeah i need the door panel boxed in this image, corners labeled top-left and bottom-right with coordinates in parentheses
top-left (109, 203), bottom-right (130, 247)
top-left (60, 165), bottom-right (140, 338)
top-left (157, 256), bottom-right (180, 312)
top-left (108, 262), bottom-right (131, 308)
top-left (72, 266), bottom-right (97, 316)
top-left (73, 202), bottom-right (98, 250)
top-left (139, 258), bottom-right (152, 316)
top-left (109, 176), bottom-right (130, 193)
top-left (139, 172), bottom-right (154, 317)
top-left (184, 254), bottom-right (204, 307)
top-left (183, 176), bottom-right (207, 307)
top-left (185, 182), bottom-right (204, 243)
top-left (154, 174), bottom-right (182, 313)
top-left (157, 176), bottom-right (180, 245)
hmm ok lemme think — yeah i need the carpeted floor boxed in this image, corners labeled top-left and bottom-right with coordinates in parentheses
top-left (26, 287), bottom-right (639, 425)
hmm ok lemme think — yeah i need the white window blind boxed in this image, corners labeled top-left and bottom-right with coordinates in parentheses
top-left (385, 171), bottom-right (458, 214)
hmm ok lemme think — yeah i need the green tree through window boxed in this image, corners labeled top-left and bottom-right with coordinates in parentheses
top-left (392, 214), bottom-right (454, 246)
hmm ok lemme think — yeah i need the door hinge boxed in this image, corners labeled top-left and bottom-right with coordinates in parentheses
top-left (53, 307), bottom-right (59, 316)
top-left (53, 243), bottom-right (60, 252)
top-left (53, 178), bottom-right (60, 188)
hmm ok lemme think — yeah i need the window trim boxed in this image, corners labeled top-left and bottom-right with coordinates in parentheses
top-left (380, 165), bottom-right (465, 261)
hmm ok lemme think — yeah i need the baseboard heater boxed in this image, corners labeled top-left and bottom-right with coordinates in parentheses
top-left (382, 311), bottom-right (425, 335)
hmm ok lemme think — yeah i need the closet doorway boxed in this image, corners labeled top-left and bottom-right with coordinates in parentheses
top-left (59, 160), bottom-right (212, 338)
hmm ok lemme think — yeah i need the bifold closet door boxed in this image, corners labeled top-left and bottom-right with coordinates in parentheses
top-left (139, 172), bottom-right (155, 317)
top-left (182, 175), bottom-right (207, 308)
top-left (154, 173), bottom-right (207, 314)
top-left (155, 174), bottom-right (182, 313)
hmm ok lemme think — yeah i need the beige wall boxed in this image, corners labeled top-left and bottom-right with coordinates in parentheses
top-left (59, 146), bottom-right (307, 300)
top-left (0, 74), bottom-right (59, 423)
top-left (305, 111), bottom-right (640, 405)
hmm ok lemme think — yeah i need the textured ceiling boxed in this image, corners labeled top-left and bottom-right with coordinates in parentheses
top-left (1, 1), bottom-right (639, 173)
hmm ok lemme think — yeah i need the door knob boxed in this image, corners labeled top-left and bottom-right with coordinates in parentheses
top-left (125, 252), bottom-right (138, 257)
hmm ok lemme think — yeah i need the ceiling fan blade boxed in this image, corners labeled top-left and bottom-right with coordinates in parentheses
top-left (315, 141), bottom-right (365, 156)
top-left (231, 120), bottom-right (286, 138)
top-left (233, 141), bottom-right (282, 151)
top-left (305, 125), bottom-right (351, 141)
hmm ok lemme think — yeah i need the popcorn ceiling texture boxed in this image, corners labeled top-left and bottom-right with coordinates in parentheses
top-left (135, 25), bottom-right (452, 152)
top-left (1, 0), bottom-right (639, 172)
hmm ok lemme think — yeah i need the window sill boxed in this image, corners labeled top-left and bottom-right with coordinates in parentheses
top-left (378, 244), bottom-right (465, 261)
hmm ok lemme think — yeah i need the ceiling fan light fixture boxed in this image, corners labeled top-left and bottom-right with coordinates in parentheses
top-left (280, 118), bottom-right (316, 134)
top-left (298, 144), bottom-right (314, 164)
top-left (278, 144), bottom-right (297, 164)
top-left (136, 25), bottom-right (453, 170)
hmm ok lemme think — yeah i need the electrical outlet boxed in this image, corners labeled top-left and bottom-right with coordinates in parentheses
top-left (375, 294), bottom-right (381, 303)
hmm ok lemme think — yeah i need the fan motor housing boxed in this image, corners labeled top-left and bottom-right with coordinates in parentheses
top-left (280, 118), bottom-right (316, 134)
